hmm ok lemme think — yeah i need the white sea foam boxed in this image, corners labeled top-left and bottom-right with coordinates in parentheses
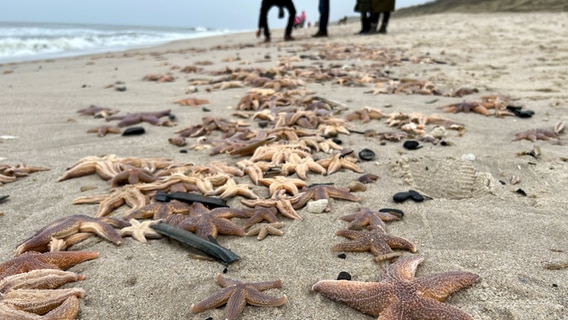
top-left (0, 22), bottom-right (232, 64)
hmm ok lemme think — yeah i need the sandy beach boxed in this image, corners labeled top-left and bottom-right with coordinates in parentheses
top-left (1, 12), bottom-right (567, 320)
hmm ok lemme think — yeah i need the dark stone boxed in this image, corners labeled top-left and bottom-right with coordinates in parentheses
top-left (403, 140), bottom-right (422, 150)
top-left (332, 137), bottom-right (342, 145)
top-left (337, 253), bottom-right (347, 259)
top-left (358, 148), bottom-right (375, 161)
top-left (179, 149), bottom-right (188, 154)
top-left (115, 85), bottom-right (126, 92)
top-left (408, 190), bottom-right (425, 202)
top-left (337, 271), bottom-right (352, 281)
top-left (515, 188), bottom-right (527, 196)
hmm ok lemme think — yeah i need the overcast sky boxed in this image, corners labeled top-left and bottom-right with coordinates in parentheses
top-left (0, 1), bottom-right (431, 30)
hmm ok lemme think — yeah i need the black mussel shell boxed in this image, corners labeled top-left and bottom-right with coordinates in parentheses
top-left (337, 271), bottom-right (352, 281)
top-left (506, 105), bottom-right (523, 112)
top-left (403, 140), bottom-right (422, 150)
top-left (258, 120), bottom-right (269, 128)
top-left (358, 148), bottom-right (375, 161)
top-left (515, 188), bottom-right (527, 196)
top-left (357, 173), bottom-right (379, 184)
top-left (378, 208), bottom-right (404, 217)
top-left (393, 192), bottom-right (411, 203)
top-left (513, 109), bottom-right (534, 118)
top-left (332, 137), bottom-right (343, 145)
top-left (122, 126), bottom-right (145, 136)
top-left (408, 190), bottom-right (425, 202)
top-left (0, 195), bottom-right (9, 202)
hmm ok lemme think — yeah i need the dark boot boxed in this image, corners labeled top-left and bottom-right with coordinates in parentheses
top-left (378, 12), bottom-right (390, 34)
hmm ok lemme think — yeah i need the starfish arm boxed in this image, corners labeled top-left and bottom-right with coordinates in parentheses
top-left (332, 238), bottom-right (372, 253)
top-left (57, 162), bottom-right (96, 182)
top-left (415, 271), bottom-right (480, 302)
top-left (191, 287), bottom-right (235, 313)
top-left (14, 219), bottom-right (82, 255)
top-left (0, 269), bottom-right (84, 292)
top-left (244, 289), bottom-right (287, 307)
top-left (326, 187), bottom-right (361, 202)
top-left (247, 279), bottom-right (284, 291)
top-left (290, 190), bottom-right (314, 209)
top-left (275, 199), bottom-right (303, 220)
top-left (384, 234), bottom-right (417, 253)
top-left (312, 280), bottom-right (391, 318)
top-left (211, 218), bottom-right (246, 237)
top-left (79, 220), bottom-right (123, 245)
top-left (0, 294), bottom-right (80, 320)
top-left (225, 289), bottom-right (248, 320)
top-left (385, 256), bottom-right (424, 282)
top-left (2, 288), bottom-right (84, 315)
top-left (380, 297), bottom-right (475, 320)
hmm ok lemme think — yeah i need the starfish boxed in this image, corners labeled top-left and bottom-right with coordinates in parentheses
top-left (14, 215), bottom-right (126, 255)
top-left (109, 165), bottom-right (157, 187)
top-left (191, 274), bottom-right (287, 320)
top-left (291, 184), bottom-right (360, 211)
top-left (236, 160), bottom-right (272, 185)
top-left (312, 256), bottom-right (479, 319)
top-left (332, 226), bottom-right (417, 262)
top-left (105, 109), bottom-right (171, 127)
top-left (207, 178), bottom-right (259, 200)
top-left (513, 122), bottom-right (563, 143)
top-left (245, 222), bottom-right (285, 240)
top-left (119, 219), bottom-right (162, 243)
top-left (338, 207), bottom-right (402, 230)
top-left (57, 154), bottom-right (123, 182)
top-left (123, 199), bottom-right (191, 220)
top-left (344, 106), bottom-right (386, 124)
top-left (0, 251), bottom-right (99, 280)
top-left (280, 153), bottom-right (326, 180)
top-left (0, 269), bottom-right (85, 319)
top-left (258, 176), bottom-right (307, 196)
top-left (72, 184), bottom-right (148, 217)
top-left (439, 101), bottom-right (489, 116)
top-left (317, 153), bottom-right (364, 175)
top-left (241, 206), bottom-right (280, 229)
top-left (86, 125), bottom-right (121, 137)
top-left (164, 202), bottom-right (246, 239)
top-left (241, 190), bottom-right (303, 220)
top-left (77, 105), bottom-right (119, 118)
top-left (174, 97), bottom-right (210, 107)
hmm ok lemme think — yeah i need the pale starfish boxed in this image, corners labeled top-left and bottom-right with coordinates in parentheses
top-left (174, 97), bottom-right (210, 107)
top-left (86, 125), bottom-right (122, 137)
top-left (344, 106), bottom-right (386, 123)
top-left (0, 251), bottom-right (99, 280)
top-left (245, 222), bottom-right (285, 240)
top-left (119, 219), bottom-right (162, 243)
top-left (513, 122), bottom-right (563, 143)
top-left (291, 184), bottom-right (360, 211)
top-left (317, 153), bottom-right (364, 175)
top-left (236, 159), bottom-right (272, 185)
top-left (72, 184), bottom-right (148, 217)
top-left (312, 256), bottom-right (479, 319)
top-left (332, 226), bottom-right (417, 262)
top-left (191, 274), bottom-right (287, 320)
top-left (77, 105), bottom-right (119, 117)
top-left (207, 178), bottom-right (259, 200)
top-left (258, 176), bottom-right (307, 196)
top-left (105, 109), bottom-right (172, 127)
top-left (280, 153), bottom-right (326, 180)
top-left (14, 215), bottom-right (126, 255)
top-left (57, 154), bottom-right (122, 182)
top-left (0, 269), bottom-right (85, 319)
top-left (241, 190), bottom-right (303, 220)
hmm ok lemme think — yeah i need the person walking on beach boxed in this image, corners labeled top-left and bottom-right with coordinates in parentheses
top-left (354, 0), bottom-right (372, 34)
top-left (370, 0), bottom-right (395, 34)
top-left (257, 0), bottom-right (297, 42)
top-left (312, 0), bottom-right (330, 37)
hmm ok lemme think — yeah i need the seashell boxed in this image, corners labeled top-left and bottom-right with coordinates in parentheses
top-left (114, 85), bottom-right (126, 92)
top-left (348, 180), bottom-right (367, 192)
top-left (403, 140), bottom-right (422, 150)
top-left (0, 195), bottom-right (9, 202)
top-left (122, 127), bottom-right (145, 136)
top-left (378, 208), bottom-right (404, 217)
top-left (393, 192), bottom-right (411, 203)
top-left (513, 110), bottom-right (534, 118)
top-left (358, 148), bottom-right (375, 161)
top-left (429, 126), bottom-right (447, 138)
top-left (461, 153), bottom-right (476, 161)
top-left (510, 176), bottom-right (520, 185)
top-left (306, 199), bottom-right (329, 213)
top-left (168, 136), bottom-right (186, 147)
top-left (408, 190), bottom-right (425, 202)
top-left (357, 173), bottom-right (379, 184)
top-left (80, 186), bottom-right (98, 192)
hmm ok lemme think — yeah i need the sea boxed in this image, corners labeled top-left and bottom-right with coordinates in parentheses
top-left (0, 22), bottom-right (238, 64)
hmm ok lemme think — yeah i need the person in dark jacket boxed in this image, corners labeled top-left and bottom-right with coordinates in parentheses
top-left (257, 0), bottom-right (297, 42)
top-left (370, 0), bottom-right (395, 34)
top-left (312, 0), bottom-right (330, 37)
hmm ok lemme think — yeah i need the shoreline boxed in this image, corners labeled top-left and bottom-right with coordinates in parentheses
top-left (1, 12), bottom-right (567, 320)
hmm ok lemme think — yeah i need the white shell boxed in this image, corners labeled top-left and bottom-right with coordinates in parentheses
top-left (306, 199), bottom-right (329, 213)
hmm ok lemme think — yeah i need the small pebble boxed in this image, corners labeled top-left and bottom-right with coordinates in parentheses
top-left (358, 148), bottom-right (375, 161)
top-left (403, 140), bottom-right (422, 150)
top-left (461, 153), bottom-right (476, 161)
top-left (348, 180), bottom-right (367, 192)
top-left (122, 127), bottom-right (145, 136)
top-left (114, 85), bottom-right (126, 92)
top-left (202, 107), bottom-right (211, 112)
top-left (393, 192), bottom-right (411, 203)
top-left (306, 199), bottom-right (328, 213)
top-left (337, 253), bottom-right (347, 259)
top-left (179, 149), bottom-right (188, 154)
top-left (337, 271), bottom-right (352, 281)
top-left (332, 137), bottom-right (342, 145)
top-left (408, 190), bottom-right (425, 202)
top-left (515, 188), bottom-right (527, 196)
